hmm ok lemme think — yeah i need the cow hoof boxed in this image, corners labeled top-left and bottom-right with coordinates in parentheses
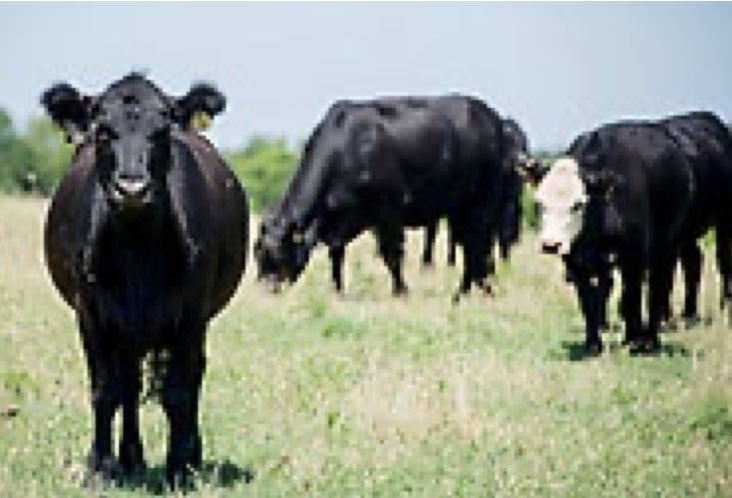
top-left (393, 286), bottom-right (409, 297)
top-left (477, 281), bottom-right (495, 296)
top-left (585, 341), bottom-right (604, 356)
top-left (166, 466), bottom-right (196, 492)
top-left (84, 454), bottom-right (120, 486)
top-left (682, 314), bottom-right (701, 329)
top-left (629, 339), bottom-right (661, 356)
top-left (621, 335), bottom-right (640, 347)
top-left (119, 454), bottom-right (147, 478)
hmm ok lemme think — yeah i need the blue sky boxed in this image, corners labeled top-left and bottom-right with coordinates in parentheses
top-left (1, 2), bottom-right (731, 151)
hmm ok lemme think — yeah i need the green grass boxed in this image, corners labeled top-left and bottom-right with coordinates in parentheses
top-left (0, 195), bottom-right (731, 497)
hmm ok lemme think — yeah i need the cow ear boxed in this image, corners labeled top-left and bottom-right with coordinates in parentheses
top-left (174, 83), bottom-right (226, 131)
top-left (40, 82), bottom-right (94, 144)
top-left (517, 157), bottom-right (548, 187)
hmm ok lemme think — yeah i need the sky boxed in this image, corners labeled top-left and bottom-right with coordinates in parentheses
top-left (1, 2), bottom-right (731, 152)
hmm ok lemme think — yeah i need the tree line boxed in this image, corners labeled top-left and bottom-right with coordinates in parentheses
top-left (0, 107), bottom-right (300, 211)
top-left (0, 106), bottom-right (565, 228)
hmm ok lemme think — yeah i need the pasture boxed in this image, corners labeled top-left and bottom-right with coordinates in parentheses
top-left (0, 194), bottom-right (731, 497)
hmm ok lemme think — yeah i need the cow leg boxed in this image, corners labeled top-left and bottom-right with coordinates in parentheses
top-left (79, 310), bottom-right (121, 481)
top-left (497, 205), bottom-right (513, 262)
top-left (421, 222), bottom-right (437, 267)
top-left (574, 277), bottom-right (605, 354)
top-left (162, 327), bottom-right (206, 488)
top-left (619, 263), bottom-right (644, 348)
top-left (458, 245), bottom-right (492, 296)
top-left (598, 271), bottom-right (614, 331)
top-left (329, 245), bottom-right (346, 293)
top-left (447, 225), bottom-right (457, 267)
top-left (498, 237), bottom-right (510, 262)
top-left (715, 223), bottom-right (732, 317)
top-left (118, 355), bottom-right (145, 476)
top-left (457, 210), bottom-right (494, 297)
top-left (643, 254), bottom-right (676, 353)
top-left (376, 224), bottom-right (408, 296)
top-left (680, 241), bottom-right (703, 322)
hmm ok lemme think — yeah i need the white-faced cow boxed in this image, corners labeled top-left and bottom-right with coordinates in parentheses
top-left (533, 122), bottom-right (696, 354)
top-left (41, 73), bottom-right (248, 487)
top-left (254, 95), bottom-right (506, 298)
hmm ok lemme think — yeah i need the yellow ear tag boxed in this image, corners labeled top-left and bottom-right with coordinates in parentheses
top-left (190, 111), bottom-right (212, 131)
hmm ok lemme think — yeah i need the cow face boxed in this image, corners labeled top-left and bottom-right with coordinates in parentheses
top-left (254, 216), bottom-right (316, 291)
top-left (41, 74), bottom-right (226, 213)
top-left (92, 80), bottom-right (173, 211)
top-left (533, 157), bottom-right (588, 255)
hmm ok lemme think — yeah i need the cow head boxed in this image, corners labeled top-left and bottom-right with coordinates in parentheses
top-left (534, 156), bottom-right (619, 256)
top-left (41, 73), bottom-right (225, 213)
top-left (533, 157), bottom-right (589, 255)
top-left (254, 215), bottom-right (318, 291)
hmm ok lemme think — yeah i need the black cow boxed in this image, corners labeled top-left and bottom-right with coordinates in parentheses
top-left (255, 95), bottom-right (506, 297)
top-left (659, 112), bottom-right (732, 322)
top-left (41, 73), bottom-right (248, 486)
top-left (421, 116), bottom-right (531, 267)
top-left (534, 122), bottom-right (696, 354)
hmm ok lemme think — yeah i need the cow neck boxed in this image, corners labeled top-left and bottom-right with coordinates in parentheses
top-left (86, 195), bottom-right (188, 339)
top-left (566, 193), bottom-right (610, 276)
top-left (92, 193), bottom-right (187, 285)
top-left (278, 153), bottom-right (330, 236)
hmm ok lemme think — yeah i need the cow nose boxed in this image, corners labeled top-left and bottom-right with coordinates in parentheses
top-left (114, 175), bottom-right (149, 199)
top-left (541, 241), bottom-right (562, 255)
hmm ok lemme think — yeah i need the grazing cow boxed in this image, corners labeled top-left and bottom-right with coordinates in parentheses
top-left (534, 122), bottom-right (695, 354)
top-left (255, 95), bottom-right (506, 297)
top-left (421, 116), bottom-right (531, 267)
top-left (659, 112), bottom-right (732, 322)
top-left (41, 73), bottom-right (248, 486)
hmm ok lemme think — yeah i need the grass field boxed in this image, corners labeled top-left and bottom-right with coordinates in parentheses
top-left (0, 194), bottom-right (731, 497)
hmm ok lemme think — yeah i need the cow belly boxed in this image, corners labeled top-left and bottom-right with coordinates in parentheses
top-left (87, 281), bottom-right (184, 349)
top-left (403, 179), bottom-right (473, 226)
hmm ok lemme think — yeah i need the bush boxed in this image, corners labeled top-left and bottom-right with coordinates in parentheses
top-left (226, 136), bottom-right (299, 213)
top-left (0, 110), bottom-right (72, 196)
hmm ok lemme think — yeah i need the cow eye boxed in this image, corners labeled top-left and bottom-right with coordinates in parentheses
top-left (570, 200), bottom-right (585, 213)
top-left (96, 124), bottom-right (117, 144)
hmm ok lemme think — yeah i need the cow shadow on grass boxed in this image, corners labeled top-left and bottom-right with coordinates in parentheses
top-left (556, 338), bottom-right (692, 362)
top-left (115, 459), bottom-right (254, 495)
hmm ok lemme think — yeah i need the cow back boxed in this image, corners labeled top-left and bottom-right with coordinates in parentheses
top-left (572, 122), bottom-right (696, 250)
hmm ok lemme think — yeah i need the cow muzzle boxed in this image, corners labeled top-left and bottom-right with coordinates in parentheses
top-left (258, 273), bottom-right (287, 293)
top-left (540, 240), bottom-right (565, 256)
top-left (112, 177), bottom-right (151, 208)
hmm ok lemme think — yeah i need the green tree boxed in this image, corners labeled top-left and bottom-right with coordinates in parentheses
top-left (0, 109), bottom-right (72, 196)
top-left (226, 136), bottom-right (299, 213)
top-left (0, 109), bottom-right (36, 194)
top-left (22, 118), bottom-right (73, 195)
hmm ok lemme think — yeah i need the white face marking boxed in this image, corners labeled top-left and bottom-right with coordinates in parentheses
top-left (534, 157), bottom-right (588, 255)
